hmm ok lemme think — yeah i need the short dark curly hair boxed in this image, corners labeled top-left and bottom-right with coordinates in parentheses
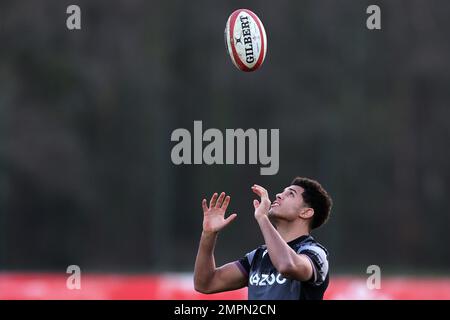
top-left (291, 177), bottom-right (332, 229)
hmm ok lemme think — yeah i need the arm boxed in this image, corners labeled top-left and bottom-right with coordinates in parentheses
top-left (255, 214), bottom-right (313, 281)
top-left (193, 192), bottom-right (247, 294)
top-left (251, 185), bottom-right (314, 282)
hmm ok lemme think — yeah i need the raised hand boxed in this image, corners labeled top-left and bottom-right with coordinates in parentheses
top-left (251, 184), bottom-right (271, 220)
top-left (202, 192), bottom-right (237, 234)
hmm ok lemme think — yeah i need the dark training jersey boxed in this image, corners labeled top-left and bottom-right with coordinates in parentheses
top-left (236, 235), bottom-right (329, 300)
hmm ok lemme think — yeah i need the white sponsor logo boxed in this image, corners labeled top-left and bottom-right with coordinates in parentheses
top-left (249, 272), bottom-right (287, 286)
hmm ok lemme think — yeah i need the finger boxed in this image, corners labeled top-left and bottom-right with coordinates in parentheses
top-left (223, 213), bottom-right (237, 227)
top-left (253, 185), bottom-right (268, 198)
top-left (209, 193), bottom-right (218, 208)
top-left (221, 195), bottom-right (231, 210)
top-left (252, 186), bottom-right (262, 197)
top-left (202, 199), bottom-right (208, 212)
top-left (215, 192), bottom-right (225, 208)
top-left (253, 184), bottom-right (268, 195)
top-left (253, 199), bottom-right (260, 209)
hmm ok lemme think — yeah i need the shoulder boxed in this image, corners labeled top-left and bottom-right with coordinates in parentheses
top-left (296, 236), bottom-right (329, 285)
top-left (243, 244), bottom-right (266, 265)
top-left (296, 236), bottom-right (328, 257)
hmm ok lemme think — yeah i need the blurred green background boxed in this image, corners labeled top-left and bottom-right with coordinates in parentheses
top-left (0, 0), bottom-right (449, 276)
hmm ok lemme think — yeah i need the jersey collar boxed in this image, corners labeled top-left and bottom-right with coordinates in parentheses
top-left (287, 234), bottom-right (312, 246)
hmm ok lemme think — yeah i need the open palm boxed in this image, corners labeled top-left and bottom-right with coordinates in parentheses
top-left (202, 192), bottom-right (237, 233)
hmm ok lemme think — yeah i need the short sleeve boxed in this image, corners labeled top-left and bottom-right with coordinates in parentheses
top-left (235, 249), bottom-right (257, 277)
top-left (298, 245), bottom-right (329, 286)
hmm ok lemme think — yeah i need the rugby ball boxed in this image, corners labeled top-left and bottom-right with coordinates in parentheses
top-left (224, 9), bottom-right (267, 72)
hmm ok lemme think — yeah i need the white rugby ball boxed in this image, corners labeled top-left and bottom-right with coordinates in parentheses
top-left (224, 9), bottom-right (267, 72)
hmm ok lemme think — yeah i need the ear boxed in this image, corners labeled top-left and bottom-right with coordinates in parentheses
top-left (299, 207), bottom-right (314, 220)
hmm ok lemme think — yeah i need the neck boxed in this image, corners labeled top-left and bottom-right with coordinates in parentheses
top-left (271, 218), bottom-right (310, 243)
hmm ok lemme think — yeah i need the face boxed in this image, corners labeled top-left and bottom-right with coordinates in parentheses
top-left (269, 185), bottom-right (309, 221)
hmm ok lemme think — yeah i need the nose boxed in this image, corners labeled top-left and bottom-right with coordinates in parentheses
top-left (276, 193), bottom-right (283, 200)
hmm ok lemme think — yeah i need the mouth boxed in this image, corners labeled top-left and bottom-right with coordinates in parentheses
top-left (271, 201), bottom-right (280, 207)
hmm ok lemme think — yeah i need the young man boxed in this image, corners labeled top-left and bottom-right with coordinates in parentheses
top-left (194, 177), bottom-right (332, 300)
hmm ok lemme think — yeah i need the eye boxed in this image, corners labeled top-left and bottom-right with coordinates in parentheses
top-left (289, 191), bottom-right (294, 197)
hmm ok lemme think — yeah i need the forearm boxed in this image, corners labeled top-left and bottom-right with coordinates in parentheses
top-left (256, 215), bottom-right (297, 272)
top-left (193, 231), bottom-right (219, 290)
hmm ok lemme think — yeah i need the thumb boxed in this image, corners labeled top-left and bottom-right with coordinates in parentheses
top-left (223, 213), bottom-right (237, 227)
top-left (253, 199), bottom-right (260, 209)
